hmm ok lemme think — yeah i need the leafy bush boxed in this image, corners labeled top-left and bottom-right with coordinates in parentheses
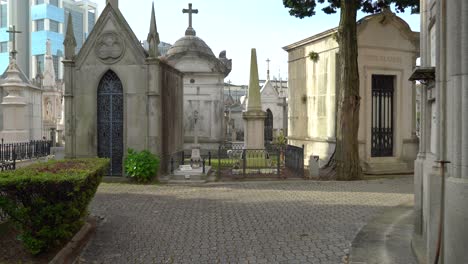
top-left (124, 149), bottom-right (160, 183)
top-left (0, 158), bottom-right (109, 255)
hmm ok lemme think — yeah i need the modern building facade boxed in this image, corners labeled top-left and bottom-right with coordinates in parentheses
top-left (0, 0), bottom-right (97, 80)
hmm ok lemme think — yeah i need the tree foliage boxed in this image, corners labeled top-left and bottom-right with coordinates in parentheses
top-left (283, 0), bottom-right (419, 18)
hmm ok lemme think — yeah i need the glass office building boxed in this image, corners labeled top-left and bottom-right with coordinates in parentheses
top-left (0, 0), bottom-right (97, 79)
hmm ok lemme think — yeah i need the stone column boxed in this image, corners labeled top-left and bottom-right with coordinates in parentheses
top-left (146, 57), bottom-right (161, 156)
top-left (444, 1), bottom-right (468, 264)
top-left (243, 49), bottom-right (266, 149)
top-left (63, 59), bottom-right (75, 158)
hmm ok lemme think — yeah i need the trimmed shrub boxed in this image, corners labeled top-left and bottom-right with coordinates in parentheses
top-left (124, 149), bottom-right (160, 183)
top-left (0, 158), bottom-right (109, 255)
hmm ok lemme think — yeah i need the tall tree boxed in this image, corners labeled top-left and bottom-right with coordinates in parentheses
top-left (283, 0), bottom-right (418, 180)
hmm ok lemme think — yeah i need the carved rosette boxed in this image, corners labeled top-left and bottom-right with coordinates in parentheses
top-left (95, 32), bottom-right (125, 64)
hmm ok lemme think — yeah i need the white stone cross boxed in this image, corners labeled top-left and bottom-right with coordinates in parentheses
top-left (6, 25), bottom-right (21, 59)
top-left (193, 110), bottom-right (199, 145)
top-left (182, 3), bottom-right (198, 29)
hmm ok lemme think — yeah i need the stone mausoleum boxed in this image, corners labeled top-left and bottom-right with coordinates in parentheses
top-left (63, 0), bottom-right (184, 176)
top-left (284, 9), bottom-right (419, 174)
top-left (164, 3), bottom-right (232, 151)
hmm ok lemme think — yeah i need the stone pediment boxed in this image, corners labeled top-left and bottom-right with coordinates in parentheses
top-left (357, 10), bottom-right (419, 50)
top-left (260, 80), bottom-right (279, 99)
top-left (74, 4), bottom-right (147, 68)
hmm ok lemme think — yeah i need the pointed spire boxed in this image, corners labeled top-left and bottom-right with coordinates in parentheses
top-left (63, 13), bottom-right (76, 60)
top-left (43, 39), bottom-right (56, 87)
top-left (107, 0), bottom-right (118, 8)
top-left (247, 48), bottom-right (262, 112)
top-left (147, 2), bottom-right (160, 58)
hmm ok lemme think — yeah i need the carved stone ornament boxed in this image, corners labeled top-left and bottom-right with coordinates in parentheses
top-left (95, 32), bottom-right (125, 64)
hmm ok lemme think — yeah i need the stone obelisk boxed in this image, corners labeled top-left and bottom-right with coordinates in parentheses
top-left (243, 48), bottom-right (266, 149)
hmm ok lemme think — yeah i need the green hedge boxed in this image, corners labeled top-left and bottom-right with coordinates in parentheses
top-left (0, 158), bottom-right (109, 255)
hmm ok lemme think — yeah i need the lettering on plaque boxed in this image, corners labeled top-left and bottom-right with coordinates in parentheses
top-left (365, 55), bottom-right (402, 64)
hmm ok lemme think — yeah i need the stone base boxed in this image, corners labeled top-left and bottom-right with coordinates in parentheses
top-left (362, 158), bottom-right (413, 174)
top-left (168, 165), bottom-right (212, 183)
top-left (243, 110), bottom-right (266, 149)
top-left (444, 177), bottom-right (468, 264)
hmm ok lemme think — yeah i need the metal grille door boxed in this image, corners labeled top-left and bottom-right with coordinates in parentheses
top-left (265, 109), bottom-right (273, 142)
top-left (371, 75), bottom-right (394, 157)
top-left (97, 71), bottom-right (124, 175)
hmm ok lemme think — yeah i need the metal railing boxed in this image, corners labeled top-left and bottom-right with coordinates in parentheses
top-left (217, 144), bottom-right (280, 178)
top-left (0, 138), bottom-right (52, 171)
top-left (169, 149), bottom-right (212, 174)
top-left (284, 144), bottom-right (305, 177)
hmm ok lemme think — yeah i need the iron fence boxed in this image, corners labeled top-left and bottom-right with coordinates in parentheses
top-left (285, 144), bottom-right (305, 177)
top-left (216, 144), bottom-right (280, 178)
top-left (0, 138), bottom-right (52, 171)
top-left (169, 150), bottom-right (212, 174)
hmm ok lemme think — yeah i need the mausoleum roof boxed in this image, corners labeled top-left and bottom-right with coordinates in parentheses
top-left (165, 35), bottom-right (216, 59)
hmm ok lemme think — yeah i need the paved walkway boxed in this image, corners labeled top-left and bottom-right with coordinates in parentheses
top-left (79, 177), bottom-right (413, 264)
top-left (349, 201), bottom-right (416, 264)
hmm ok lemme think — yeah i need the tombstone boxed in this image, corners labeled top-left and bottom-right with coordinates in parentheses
top-left (190, 110), bottom-right (201, 167)
top-left (243, 49), bottom-right (266, 149)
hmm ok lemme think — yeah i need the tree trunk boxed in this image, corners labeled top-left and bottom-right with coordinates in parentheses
top-left (334, 0), bottom-right (362, 180)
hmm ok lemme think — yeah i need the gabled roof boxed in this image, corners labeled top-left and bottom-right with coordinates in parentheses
top-left (260, 79), bottom-right (279, 97)
top-left (283, 10), bottom-right (419, 51)
top-left (74, 3), bottom-right (148, 66)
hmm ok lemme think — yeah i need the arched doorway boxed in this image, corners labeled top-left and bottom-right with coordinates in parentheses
top-left (97, 70), bottom-right (124, 175)
top-left (264, 109), bottom-right (273, 142)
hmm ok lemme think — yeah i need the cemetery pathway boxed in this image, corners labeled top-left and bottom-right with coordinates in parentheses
top-left (79, 177), bottom-right (413, 264)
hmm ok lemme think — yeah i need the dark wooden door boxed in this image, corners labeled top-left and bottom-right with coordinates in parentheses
top-left (371, 75), bottom-right (394, 157)
top-left (97, 70), bottom-right (124, 175)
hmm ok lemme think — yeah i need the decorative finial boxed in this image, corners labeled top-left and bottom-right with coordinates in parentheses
top-left (6, 25), bottom-right (22, 60)
top-left (46, 39), bottom-right (52, 56)
top-left (147, 2), bottom-right (160, 57)
top-left (63, 13), bottom-right (77, 60)
top-left (182, 3), bottom-right (198, 36)
top-left (266, 58), bottom-right (271, 80)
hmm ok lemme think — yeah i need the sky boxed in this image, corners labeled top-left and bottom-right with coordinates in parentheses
top-left (94, 0), bottom-right (420, 85)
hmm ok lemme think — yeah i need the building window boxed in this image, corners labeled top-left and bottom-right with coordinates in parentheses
top-left (49, 20), bottom-right (59, 33)
top-left (36, 0), bottom-right (44, 4)
top-left (49, 0), bottom-right (59, 7)
top-left (52, 55), bottom-right (59, 79)
top-left (0, 3), bottom-right (7, 28)
top-left (0, 41), bottom-right (7, 53)
top-left (36, 19), bottom-right (45, 31)
top-left (36, 55), bottom-right (44, 74)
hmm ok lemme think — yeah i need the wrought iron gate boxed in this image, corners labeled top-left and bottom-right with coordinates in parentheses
top-left (97, 70), bottom-right (124, 175)
top-left (371, 75), bottom-right (394, 157)
top-left (265, 109), bottom-right (273, 142)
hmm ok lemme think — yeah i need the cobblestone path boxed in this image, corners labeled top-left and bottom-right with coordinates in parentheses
top-left (79, 177), bottom-right (413, 264)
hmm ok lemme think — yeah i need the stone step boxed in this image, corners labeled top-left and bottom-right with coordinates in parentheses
top-left (363, 161), bottom-right (413, 175)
